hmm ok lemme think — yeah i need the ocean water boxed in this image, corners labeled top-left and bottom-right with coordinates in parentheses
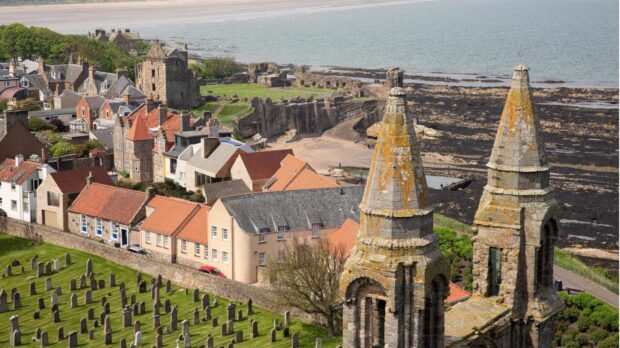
top-left (104, 0), bottom-right (620, 86)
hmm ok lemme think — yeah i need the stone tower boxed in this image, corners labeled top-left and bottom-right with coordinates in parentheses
top-left (125, 115), bottom-right (154, 183)
top-left (339, 87), bottom-right (449, 348)
top-left (471, 65), bottom-right (563, 346)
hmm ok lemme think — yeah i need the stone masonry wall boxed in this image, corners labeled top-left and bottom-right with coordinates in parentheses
top-left (2, 218), bottom-right (320, 323)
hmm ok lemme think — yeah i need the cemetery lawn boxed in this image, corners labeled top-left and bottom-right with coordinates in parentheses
top-left (0, 234), bottom-right (342, 347)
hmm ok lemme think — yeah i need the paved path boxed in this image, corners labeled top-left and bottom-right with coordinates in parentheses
top-left (554, 265), bottom-right (618, 308)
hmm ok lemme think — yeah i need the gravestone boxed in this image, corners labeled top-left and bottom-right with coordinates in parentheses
top-left (139, 301), bottom-right (146, 315)
top-left (44, 262), bottom-right (52, 275)
top-left (284, 311), bottom-right (291, 327)
top-left (37, 262), bottom-right (44, 277)
top-left (90, 277), bottom-right (97, 291)
top-left (65, 253), bottom-right (71, 266)
top-left (247, 298), bottom-right (253, 315)
top-left (152, 302), bottom-right (160, 316)
top-left (119, 282), bottom-right (125, 293)
top-left (221, 323), bottom-right (228, 336)
top-left (0, 290), bottom-right (7, 313)
top-left (88, 329), bottom-right (95, 340)
top-left (132, 303), bottom-right (139, 315)
top-left (55, 286), bottom-right (62, 296)
top-left (166, 280), bottom-right (171, 293)
top-left (123, 309), bottom-right (132, 328)
top-left (204, 305), bottom-right (212, 321)
top-left (134, 320), bottom-right (141, 334)
top-left (270, 328), bottom-right (277, 342)
top-left (53, 259), bottom-right (61, 271)
top-left (57, 327), bottom-right (64, 341)
top-left (50, 291), bottom-right (58, 307)
top-left (67, 331), bottom-right (78, 348)
top-left (85, 290), bottom-right (92, 304)
top-left (70, 293), bottom-right (78, 308)
top-left (164, 299), bottom-right (171, 313)
top-left (32, 256), bottom-right (38, 270)
top-left (237, 310), bottom-right (243, 321)
top-left (236, 330), bottom-right (243, 343)
top-left (103, 315), bottom-right (112, 344)
top-left (315, 336), bottom-right (322, 348)
top-left (212, 317), bottom-right (218, 327)
top-left (139, 281), bottom-right (146, 293)
top-left (85, 259), bottom-right (93, 275)
top-left (130, 294), bottom-right (136, 305)
top-left (104, 302), bottom-right (111, 314)
top-left (79, 275), bottom-right (86, 289)
top-left (70, 279), bottom-right (77, 291)
top-left (206, 335), bottom-right (214, 348)
top-left (155, 334), bottom-right (163, 348)
top-left (170, 306), bottom-right (178, 330)
top-left (213, 297), bottom-right (218, 307)
top-left (53, 309), bottom-right (60, 323)
top-left (227, 303), bottom-right (236, 322)
top-left (201, 294), bottom-right (210, 310)
top-left (10, 315), bottom-right (19, 333)
top-left (93, 319), bottom-right (99, 328)
top-left (45, 277), bottom-right (53, 291)
top-left (227, 320), bottom-right (234, 335)
top-left (41, 331), bottom-right (49, 346)
top-left (183, 333), bottom-right (191, 348)
top-left (136, 272), bottom-right (142, 286)
top-left (283, 327), bottom-right (290, 338)
top-left (109, 274), bottom-right (116, 287)
top-left (193, 289), bottom-right (200, 302)
top-left (80, 318), bottom-right (88, 333)
top-left (38, 297), bottom-right (45, 310)
top-left (33, 310), bottom-right (40, 319)
top-left (152, 314), bottom-right (160, 328)
top-left (98, 279), bottom-right (105, 289)
top-left (6, 264), bottom-right (12, 276)
top-left (29, 282), bottom-right (36, 295)
top-left (88, 307), bottom-right (95, 320)
top-left (10, 330), bottom-right (21, 347)
top-left (134, 331), bottom-right (142, 346)
top-left (193, 307), bottom-right (200, 324)
top-left (291, 333), bottom-right (299, 348)
top-left (251, 321), bottom-right (259, 338)
top-left (12, 292), bottom-right (21, 309)
top-left (182, 319), bottom-right (190, 336)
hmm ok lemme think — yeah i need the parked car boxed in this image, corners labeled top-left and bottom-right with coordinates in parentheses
top-left (128, 245), bottom-right (151, 257)
top-left (198, 265), bottom-right (226, 278)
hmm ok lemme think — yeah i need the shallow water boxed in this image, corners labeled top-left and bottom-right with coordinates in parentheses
top-left (130, 0), bottom-right (618, 87)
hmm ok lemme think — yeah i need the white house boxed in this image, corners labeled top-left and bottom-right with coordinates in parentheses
top-left (0, 155), bottom-right (54, 222)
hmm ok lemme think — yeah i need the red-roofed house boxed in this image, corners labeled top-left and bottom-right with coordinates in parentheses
top-left (263, 154), bottom-right (339, 192)
top-left (326, 218), bottom-right (471, 305)
top-left (175, 205), bottom-right (211, 268)
top-left (139, 196), bottom-right (202, 262)
top-left (36, 166), bottom-right (113, 230)
top-left (67, 183), bottom-right (151, 247)
top-left (0, 155), bottom-right (54, 222)
top-left (230, 149), bottom-right (293, 191)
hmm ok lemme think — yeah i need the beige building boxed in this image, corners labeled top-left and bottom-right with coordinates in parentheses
top-left (36, 166), bottom-right (113, 230)
top-left (229, 149), bottom-right (293, 191)
top-left (175, 205), bottom-right (210, 269)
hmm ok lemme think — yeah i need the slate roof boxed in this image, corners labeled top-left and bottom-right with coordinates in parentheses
top-left (203, 179), bottom-right (251, 205)
top-left (220, 186), bottom-right (364, 235)
top-left (0, 158), bottom-right (42, 185)
top-left (68, 183), bottom-right (146, 224)
top-left (23, 75), bottom-right (50, 94)
top-left (49, 166), bottom-right (113, 194)
top-left (84, 95), bottom-right (105, 110)
top-left (29, 108), bottom-right (76, 118)
top-left (90, 128), bottom-right (114, 150)
top-left (141, 196), bottom-right (201, 236)
top-left (45, 64), bottom-right (84, 83)
top-left (236, 149), bottom-right (293, 181)
top-left (78, 71), bottom-right (118, 95)
top-left (188, 141), bottom-right (252, 178)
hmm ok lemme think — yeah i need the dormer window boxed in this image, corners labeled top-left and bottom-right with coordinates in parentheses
top-left (277, 226), bottom-right (289, 241)
top-left (20, 78), bottom-right (29, 88)
top-left (100, 80), bottom-right (108, 93)
top-left (311, 223), bottom-right (321, 238)
top-left (51, 71), bottom-right (60, 79)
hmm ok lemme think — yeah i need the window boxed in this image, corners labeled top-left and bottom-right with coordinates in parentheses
top-left (222, 251), bottom-right (229, 264)
top-left (95, 218), bottom-right (103, 236)
top-left (258, 227), bottom-right (268, 243)
top-left (156, 234), bottom-right (162, 247)
top-left (163, 236), bottom-right (169, 249)
top-left (181, 240), bottom-right (187, 254)
top-left (222, 228), bottom-right (228, 241)
top-left (311, 223), bottom-right (321, 238)
top-left (151, 83), bottom-right (156, 91)
top-left (212, 249), bottom-right (218, 262)
top-left (151, 69), bottom-right (155, 77)
top-left (134, 165), bottom-right (139, 172)
top-left (145, 232), bottom-right (151, 244)
top-left (277, 250), bottom-right (285, 262)
top-left (11, 183), bottom-right (15, 191)
top-left (10, 200), bottom-right (16, 211)
top-left (194, 243), bottom-right (200, 257)
top-left (204, 245), bottom-right (208, 259)
top-left (47, 191), bottom-right (60, 207)
top-left (0, 197), bottom-right (2, 204)
top-left (110, 222), bottom-right (119, 241)
top-left (277, 226), bottom-right (289, 241)
top-left (258, 252), bottom-right (266, 266)
top-left (22, 201), bottom-right (28, 212)
top-left (211, 226), bottom-right (217, 239)
top-left (80, 215), bottom-right (87, 233)
top-left (488, 247), bottom-right (501, 296)
top-left (170, 159), bottom-right (177, 174)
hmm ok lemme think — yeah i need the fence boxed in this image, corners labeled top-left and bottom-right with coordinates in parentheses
top-left (554, 249), bottom-right (618, 294)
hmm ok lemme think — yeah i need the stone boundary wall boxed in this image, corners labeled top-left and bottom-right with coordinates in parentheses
top-left (2, 218), bottom-right (319, 323)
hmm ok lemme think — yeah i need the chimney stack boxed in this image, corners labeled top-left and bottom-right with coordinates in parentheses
top-left (158, 105), bottom-right (167, 126)
top-left (86, 171), bottom-right (94, 186)
top-left (207, 117), bottom-right (219, 138)
top-left (201, 137), bottom-right (220, 158)
top-left (145, 186), bottom-right (156, 200)
top-left (14, 154), bottom-right (24, 167)
top-left (181, 112), bottom-right (190, 132)
top-left (8, 60), bottom-right (16, 77)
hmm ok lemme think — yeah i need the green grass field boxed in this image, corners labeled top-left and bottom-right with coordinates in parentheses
top-left (200, 83), bottom-right (331, 100)
top-left (194, 101), bottom-right (252, 128)
top-left (0, 234), bottom-right (341, 347)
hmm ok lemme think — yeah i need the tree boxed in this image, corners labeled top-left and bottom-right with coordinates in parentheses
top-left (191, 57), bottom-right (243, 80)
top-left (264, 238), bottom-right (345, 337)
top-left (29, 117), bottom-right (56, 132)
top-left (16, 98), bottom-right (41, 112)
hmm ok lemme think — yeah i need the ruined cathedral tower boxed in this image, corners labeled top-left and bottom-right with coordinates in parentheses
top-left (471, 65), bottom-right (564, 346)
top-left (340, 87), bottom-right (449, 348)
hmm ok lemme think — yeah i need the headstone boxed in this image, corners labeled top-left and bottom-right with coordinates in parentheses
top-left (155, 334), bottom-right (163, 348)
top-left (130, 294), bottom-right (136, 305)
top-left (284, 311), bottom-right (291, 327)
top-left (79, 275), bottom-right (86, 289)
top-left (45, 262), bottom-right (52, 275)
top-left (193, 307), bottom-right (200, 324)
top-left (206, 336), bottom-right (214, 348)
top-left (273, 319), bottom-right (280, 330)
top-left (57, 327), bottom-right (64, 341)
top-left (104, 315), bottom-right (112, 344)
top-left (213, 297), bottom-right (218, 307)
top-left (204, 305), bottom-right (212, 321)
top-left (183, 333), bottom-right (191, 348)
top-left (10, 315), bottom-right (19, 333)
top-left (139, 301), bottom-right (146, 315)
top-left (101, 296), bottom-right (107, 306)
top-left (152, 314), bottom-right (160, 328)
top-left (201, 294), bottom-right (210, 310)
top-left (236, 330), bottom-right (243, 343)
top-left (98, 279), bottom-right (105, 289)
top-left (65, 253), bottom-right (71, 266)
top-left (291, 333), bottom-right (299, 348)
top-left (67, 331), bottom-right (78, 348)
top-left (109, 274), bottom-right (116, 287)
top-left (11, 330), bottom-right (21, 347)
top-left (123, 309), bottom-right (132, 328)
top-left (227, 320), bottom-right (234, 335)
top-left (134, 331), bottom-right (142, 346)
top-left (237, 310), bottom-right (243, 321)
top-left (41, 331), bottom-right (49, 346)
top-left (0, 289), bottom-right (7, 312)
top-left (134, 321), bottom-right (141, 334)
top-left (283, 327), bottom-right (290, 338)
top-left (70, 279), bottom-right (77, 291)
top-left (247, 299), bottom-right (253, 315)
top-left (152, 302), bottom-right (160, 316)
top-left (119, 282), bottom-right (126, 293)
top-left (85, 290), bottom-right (92, 304)
top-left (45, 277), bottom-right (53, 291)
top-left (38, 297), bottom-right (45, 310)
top-left (80, 318), bottom-right (88, 333)
top-left (132, 303), bottom-right (139, 315)
top-left (29, 282), bottom-right (36, 295)
top-left (53, 309), bottom-right (60, 323)
top-left (226, 303), bottom-right (236, 322)
top-left (164, 299), bottom-right (171, 313)
top-left (251, 321), bottom-right (259, 338)
top-left (32, 256), bottom-right (38, 270)
top-left (104, 302), bottom-right (111, 314)
top-left (88, 307), bottom-right (95, 320)
top-left (6, 264), bottom-right (12, 276)
top-left (33, 310), bottom-right (40, 319)
top-left (193, 289), bottom-right (200, 302)
top-left (55, 286), bottom-right (62, 296)
top-left (53, 259), bottom-right (61, 271)
top-left (50, 291), bottom-right (58, 307)
top-left (221, 323), bottom-right (228, 336)
top-left (139, 281), bottom-right (146, 293)
top-left (212, 317), bottom-right (218, 327)
top-left (37, 262), bottom-right (44, 277)
top-left (88, 329), bottom-right (95, 340)
top-left (182, 319), bottom-right (190, 336)
top-left (136, 273), bottom-right (142, 286)
top-left (70, 293), bottom-right (78, 308)
top-left (270, 328), bottom-right (276, 342)
top-left (121, 295), bottom-right (128, 308)
top-left (90, 277), bottom-right (97, 291)
top-left (12, 292), bottom-right (21, 309)
top-left (165, 280), bottom-right (171, 293)
top-left (93, 319), bottom-right (99, 328)
top-left (170, 306), bottom-right (178, 330)
top-left (86, 259), bottom-right (93, 275)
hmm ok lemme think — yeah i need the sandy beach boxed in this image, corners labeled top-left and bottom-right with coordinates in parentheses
top-left (0, 0), bottom-right (427, 33)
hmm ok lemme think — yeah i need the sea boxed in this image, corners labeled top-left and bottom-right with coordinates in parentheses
top-left (31, 0), bottom-right (620, 87)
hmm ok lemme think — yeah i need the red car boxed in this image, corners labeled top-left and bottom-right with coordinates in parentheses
top-left (198, 265), bottom-right (226, 278)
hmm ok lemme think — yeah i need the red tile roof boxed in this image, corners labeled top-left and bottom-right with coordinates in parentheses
top-left (267, 154), bottom-right (339, 191)
top-left (326, 218), bottom-right (471, 304)
top-left (237, 149), bottom-right (293, 181)
top-left (126, 114), bottom-right (153, 141)
top-left (141, 196), bottom-right (201, 236)
top-left (177, 205), bottom-right (210, 244)
top-left (68, 183), bottom-right (146, 224)
top-left (49, 166), bottom-right (113, 194)
top-left (0, 158), bottom-right (43, 185)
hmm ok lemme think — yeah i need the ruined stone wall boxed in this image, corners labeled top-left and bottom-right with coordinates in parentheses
top-left (293, 66), bottom-right (364, 97)
top-left (237, 97), bottom-right (381, 138)
top-left (247, 62), bottom-right (279, 83)
top-left (3, 218), bottom-right (321, 323)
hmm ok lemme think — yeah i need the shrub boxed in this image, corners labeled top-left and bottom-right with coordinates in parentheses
top-left (29, 117), bottom-right (56, 132)
top-left (577, 316), bottom-right (593, 332)
top-left (597, 333), bottom-right (619, 348)
top-left (50, 140), bottom-right (77, 157)
top-left (191, 57), bottom-right (243, 80)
